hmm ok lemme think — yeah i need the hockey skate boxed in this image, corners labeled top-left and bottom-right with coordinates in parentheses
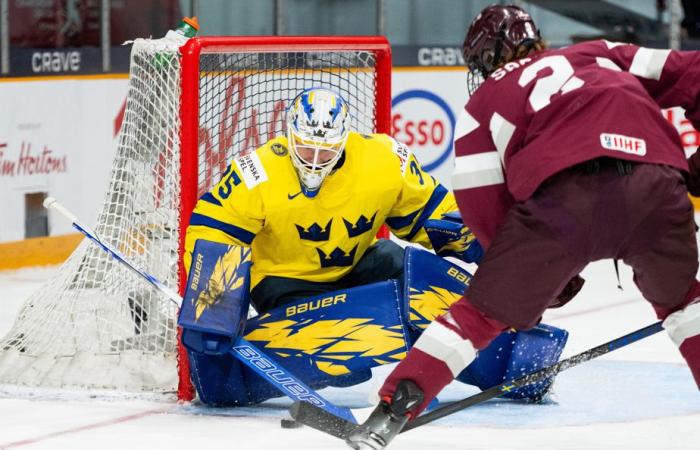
top-left (345, 380), bottom-right (423, 450)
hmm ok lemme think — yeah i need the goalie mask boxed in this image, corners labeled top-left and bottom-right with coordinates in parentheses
top-left (286, 88), bottom-right (350, 198)
top-left (463, 4), bottom-right (540, 95)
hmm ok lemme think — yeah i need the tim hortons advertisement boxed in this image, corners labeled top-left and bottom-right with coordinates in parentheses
top-left (0, 77), bottom-right (126, 242)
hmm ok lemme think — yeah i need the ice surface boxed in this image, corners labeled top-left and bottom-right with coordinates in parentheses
top-left (1, 261), bottom-right (699, 449)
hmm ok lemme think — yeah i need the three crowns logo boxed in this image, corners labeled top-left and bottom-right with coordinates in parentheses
top-left (296, 219), bottom-right (332, 242)
top-left (317, 245), bottom-right (358, 268)
top-left (343, 212), bottom-right (377, 238)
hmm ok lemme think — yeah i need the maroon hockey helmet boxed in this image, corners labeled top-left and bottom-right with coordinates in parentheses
top-left (463, 4), bottom-right (540, 93)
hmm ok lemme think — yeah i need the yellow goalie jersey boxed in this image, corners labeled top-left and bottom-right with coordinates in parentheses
top-left (184, 132), bottom-right (458, 288)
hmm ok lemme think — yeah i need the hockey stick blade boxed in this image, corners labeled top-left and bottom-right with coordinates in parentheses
top-left (290, 321), bottom-right (664, 439)
top-left (290, 401), bottom-right (357, 439)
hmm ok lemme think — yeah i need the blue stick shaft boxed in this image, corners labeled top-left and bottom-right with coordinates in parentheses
top-left (71, 221), bottom-right (183, 306)
top-left (45, 197), bottom-right (356, 422)
top-left (44, 197), bottom-right (182, 307)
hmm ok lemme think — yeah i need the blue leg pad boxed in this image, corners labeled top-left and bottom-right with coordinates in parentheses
top-left (178, 241), bottom-right (253, 406)
top-left (188, 350), bottom-right (251, 406)
top-left (457, 324), bottom-right (569, 401)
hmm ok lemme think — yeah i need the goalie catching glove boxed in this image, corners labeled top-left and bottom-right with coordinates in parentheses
top-left (424, 211), bottom-right (483, 264)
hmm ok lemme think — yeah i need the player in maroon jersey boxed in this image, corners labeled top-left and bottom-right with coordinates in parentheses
top-left (346, 4), bottom-right (700, 449)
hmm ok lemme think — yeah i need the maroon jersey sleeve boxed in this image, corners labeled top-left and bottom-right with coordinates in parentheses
top-left (451, 107), bottom-right (514, 250)
top-left (594, 40), bottom-right (700, 128)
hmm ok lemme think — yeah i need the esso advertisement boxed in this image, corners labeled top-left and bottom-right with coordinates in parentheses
top-left (391, 70), bottom-right (469, 189)
top-left (392, 90), bottom-right (454, 174)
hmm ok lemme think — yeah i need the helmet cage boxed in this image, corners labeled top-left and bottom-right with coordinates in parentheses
top-left (287, 133), bottom-right (345, 196)
top-left (286, 88), bottom-right (350, 197)
top-left (463, 5), bottom-right (540, 95)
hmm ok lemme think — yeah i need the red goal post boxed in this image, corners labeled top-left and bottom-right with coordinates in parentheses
top-left (175, 36), bottom-right (392, 400)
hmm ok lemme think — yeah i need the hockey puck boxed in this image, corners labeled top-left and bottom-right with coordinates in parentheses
top-left (280, 418), bottom-right (303, 429)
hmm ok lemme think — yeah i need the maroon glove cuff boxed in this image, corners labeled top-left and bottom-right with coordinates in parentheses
top-left (549, 274), bottom-right (585, 309)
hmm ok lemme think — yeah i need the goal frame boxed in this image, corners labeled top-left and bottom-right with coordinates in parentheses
top-left (175, 36), bottom-right (392, 400)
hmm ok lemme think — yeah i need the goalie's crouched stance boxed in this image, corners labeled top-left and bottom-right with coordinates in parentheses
top-left (178, 239), bottom-right (568, 406)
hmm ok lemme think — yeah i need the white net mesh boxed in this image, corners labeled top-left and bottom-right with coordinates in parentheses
top-left (0, 37), bottom-right (382, 395)
top-left (196, 49), bottom-right (379, 193)
top-left (0, 37), bottom-right (183, 393)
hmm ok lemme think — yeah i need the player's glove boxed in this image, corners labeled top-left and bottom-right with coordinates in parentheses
top-left (424, 211), bottom-right (483, 264)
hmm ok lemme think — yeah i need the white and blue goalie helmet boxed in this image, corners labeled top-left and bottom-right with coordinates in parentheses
top-left (286, 88), bottom-right (350, 197)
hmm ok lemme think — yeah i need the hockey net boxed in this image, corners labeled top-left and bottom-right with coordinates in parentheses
top-left (0, 36), bottom-right (391, 399)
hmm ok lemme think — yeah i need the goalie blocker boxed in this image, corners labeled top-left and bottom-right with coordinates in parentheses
top-left (178, 240), bottom-right (568, 406)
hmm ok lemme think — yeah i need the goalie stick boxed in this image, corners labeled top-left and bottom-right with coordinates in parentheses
top-left (44, 197), bottom-right (357, 424)
top-left (290, 321), bottom-right (664, 439)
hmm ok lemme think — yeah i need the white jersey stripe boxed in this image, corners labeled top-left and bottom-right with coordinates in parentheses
top-left (664, 301), bottom-right (700, 347)
top-left (489, 113), bottom-right (516, 165)
top-left (629, 48), bottom-right (671, 81)
top-left (452, 152), bottom-right (504, 190)
top-left (454, 152), bottom-right (502, 172)
top-left (412, 321), bottom-right (477, 377)
top-left (596, 57), bottom-right (622, 72)
top-left (604, 40), bottom-right (626, 49)
top-left (452, 169), bottom-right (504, 189)
top-left (454, 109), bottom-right (480, 141)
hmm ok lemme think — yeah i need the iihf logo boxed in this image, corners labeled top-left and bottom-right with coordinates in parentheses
top-left (600, 133), bottom-right (646, 156)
